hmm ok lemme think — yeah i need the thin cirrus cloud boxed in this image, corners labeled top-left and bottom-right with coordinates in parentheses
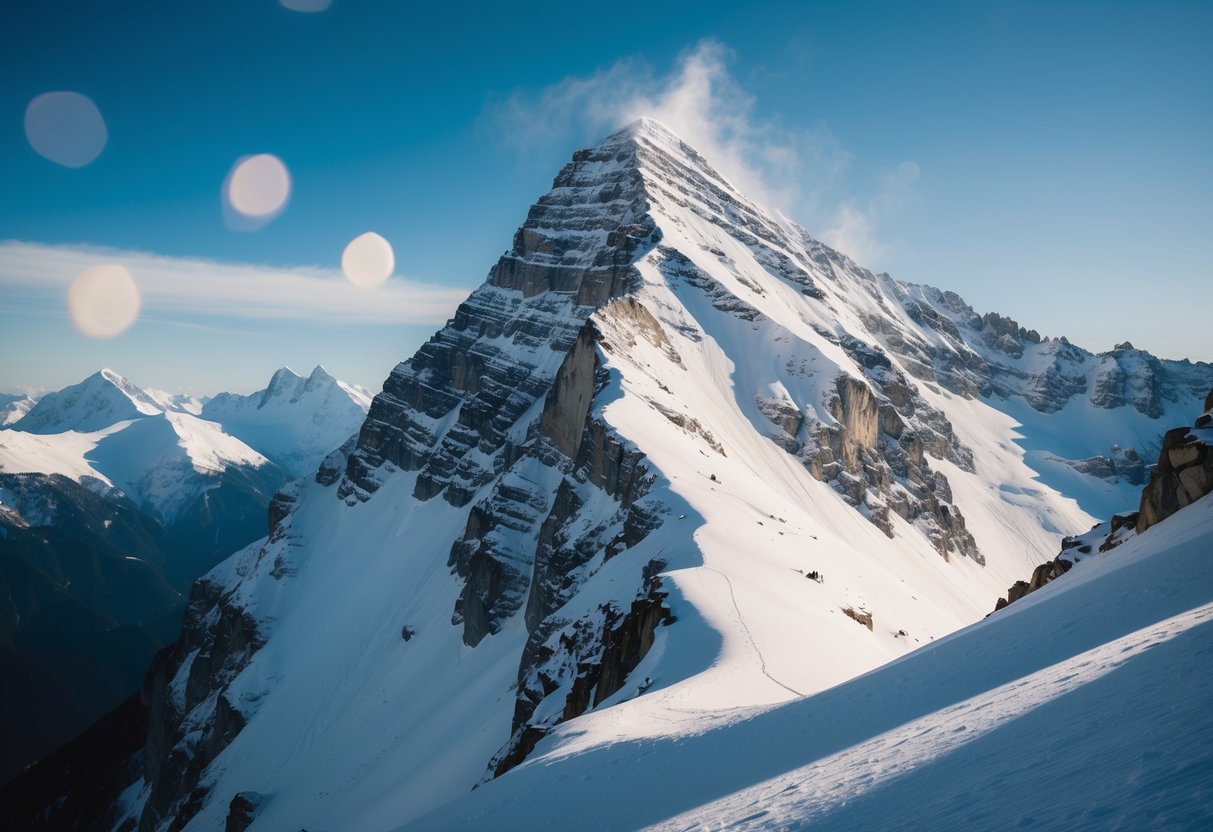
top-left (0, 241), bottom-right (470, 327)
top-left (483, 38), bottom-right (918, 268)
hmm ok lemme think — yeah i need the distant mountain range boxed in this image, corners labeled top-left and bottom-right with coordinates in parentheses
top-left (0, 366), bottom-right (370, 783)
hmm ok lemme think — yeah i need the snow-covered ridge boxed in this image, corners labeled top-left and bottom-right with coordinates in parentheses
top-left (100, 118), bottom-right (1213, 832)
top-left (11, 368), bottom-right (183, 434)
top-left (201, 365), bottom-right (371, 476)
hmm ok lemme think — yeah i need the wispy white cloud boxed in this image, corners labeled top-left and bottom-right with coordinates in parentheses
top-left (0, 241), bottom-right (470, 326)
top-left (486, 40), bottom-right (849, 216)
top-left (485, 39), bottom-right (919, 267)
top-left (820, 160), bottom-right (921, 266)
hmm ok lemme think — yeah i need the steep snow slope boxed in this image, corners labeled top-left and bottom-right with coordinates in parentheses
top-left (110, 120), bottom-right (1212, 832)
top-left (0, 428), bottom-right (107, 486)
top-left (201, 365), bottom-right (371, 476)
top-left (404, 492), bottom-right (1213, 832)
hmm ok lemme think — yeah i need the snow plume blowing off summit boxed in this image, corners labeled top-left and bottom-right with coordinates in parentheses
top-left (29, 119), bottom-right (1210, 832)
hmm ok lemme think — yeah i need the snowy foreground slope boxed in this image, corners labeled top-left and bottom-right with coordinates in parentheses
top-left (405, 493), bottom-right (1213, 832)
top-left (101, 120), bottom-right (1212, 832)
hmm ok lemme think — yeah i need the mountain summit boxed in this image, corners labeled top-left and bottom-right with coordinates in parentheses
top-left (12, 369), bottom-right (185, 434)
top-left (41, 121), bottom-right (1212, 832)
top-left (201, 365), bottom-right (371, 476)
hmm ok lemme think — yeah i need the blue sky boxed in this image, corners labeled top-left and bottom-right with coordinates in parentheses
top-left (2, 0), bottom-right (1210, 394)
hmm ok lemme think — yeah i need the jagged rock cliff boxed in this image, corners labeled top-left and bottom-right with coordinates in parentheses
top-left (60, 120), bottom-right (1212, 832)
top-left (1137, 389), bottom-right (1213, 533)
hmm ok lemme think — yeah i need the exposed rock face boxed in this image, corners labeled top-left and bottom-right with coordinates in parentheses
top-left (111, 125), bottom-right (666, 829)
top-left (868, 289), bottom-right (1213, 419)
top-left (995, 392), bottom-right (1213, 613)
top-left (993, 550), bottom-right (1077, 613)
top-left (841, 607), bottom-right (874, 630)
top-left (137, 574), bottom-right (263, 832)
top-left (223, 791), bottom-right (263, 832)
top-left (1058, 446), bottom-right (1146, 487)
top-left (1137, 391), bottom-right (1213, 533)
top-left (490, 566), bottom-right (673, 778)
top-left (342, 129), bottom-right (660, 508)
top-left (759, 329), bottom-right (980, 560)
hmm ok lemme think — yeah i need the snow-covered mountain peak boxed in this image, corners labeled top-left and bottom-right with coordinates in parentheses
top-left (608, 115), bottom-right (672, 138)
top-left (92, 123), bottom-right (1213, 832)
top-left (0, 392), bottom-right (37, 426)
top-left (584, 116), bottom-right (753, 217)
top-left (0, 365), bottom-right (370, 524)
top-left (259, 366), bottom-right (307, 403)
top-left (307, 363), bottom-right (334, 382)
top-left (201, 365), bottom-right (371, 476)
top-left (256, 365), bottom-right (351, 406)
top-left (12, 367), bottom-right (166, 434)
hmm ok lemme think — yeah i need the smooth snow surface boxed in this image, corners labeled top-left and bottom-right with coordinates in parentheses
top-left (403, 494), bottom-right (1213, 832)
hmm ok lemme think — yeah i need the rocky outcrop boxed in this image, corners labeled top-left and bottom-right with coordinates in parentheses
top-left (137, 574), bottom-right (263, 832)
top-left (995, 391), bottom-right (1213, 613)
top-left (452, 307), bottom-right (664, 771)
top-left (224, 791), bottom-right (264, 832)
top-left (341, 128), bottom-right (661, 508)
top-left (841, 607), bottom-right (874, 631)
top-left (448, 318), bottom-right (657, 648)
top-left (883, 289), bottom-right (1213, 419)
top-left (790, 334), bottom-right (980, 561)
top-left (651, 223), bottom-right (980, 562)
top-left (490, 565), bottom-right (673, 778)
top-left (1136, 390), bottom-right (1213, 533)
top-left (993, 551), bottom-right (1077, 613)
top-left (1059, 446), bottom-right (1146, 486)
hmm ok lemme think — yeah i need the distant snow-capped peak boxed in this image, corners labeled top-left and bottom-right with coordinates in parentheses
top-left (1, 365), bottom-right (370, 520)
top-left (0, 392), bottom-right (37, 426)
top-left (11, 368), bottom-right (174, 434)
top-left (200, 365), bottom-right (371, 476)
